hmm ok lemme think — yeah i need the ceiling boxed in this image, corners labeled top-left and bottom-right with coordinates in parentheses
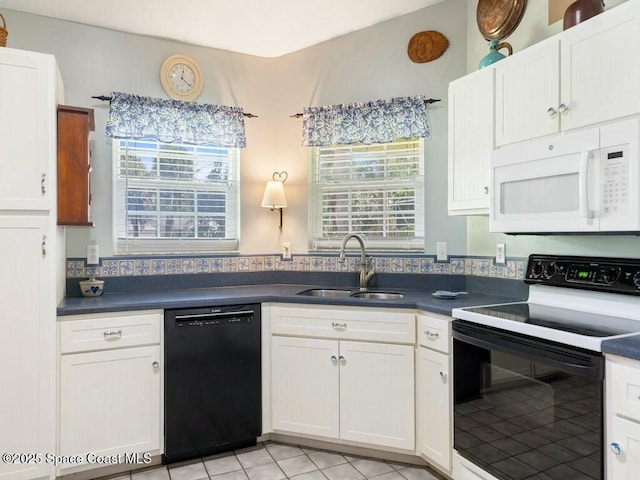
top-left (0, 0), bottom-right (447, 58)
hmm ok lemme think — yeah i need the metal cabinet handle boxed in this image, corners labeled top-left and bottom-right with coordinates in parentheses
top-left (484, 186), bottom-right (489, 194)
top-left (558, 103), bottom-right (569, 114)
top-left (331, 355), bottom-right (338, 363)
top-left (152, 361), bottom-right (159, 368)
top-left (439, 371), bottom-right (447, 381)
top-left (424, 330), bottom-right (440, 339)
top-left (547, 107), bottom-right (557, 117)
top-left (41, 235), bottom-right (47, 257)
top-left (332, 322), bottom-right (347, 329)
top-left (610, 442), bottom-right (621, 455)
top-left (103, 330), bottom-right (122, 340)
top-left (41, 173), bottom-right (46, 195)
top-left (338, 355), bottom-right (346, 364)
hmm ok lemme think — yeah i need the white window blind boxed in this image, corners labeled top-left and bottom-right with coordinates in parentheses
top-left (309, 138), bottom-right (424, 251)
top-left (113, 138), bottom-right (240, 254)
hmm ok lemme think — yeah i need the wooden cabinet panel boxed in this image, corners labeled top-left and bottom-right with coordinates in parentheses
top-left (57, 105), bottom-right (94, 225)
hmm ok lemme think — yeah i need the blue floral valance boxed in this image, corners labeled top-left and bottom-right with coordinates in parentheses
top-left (302, 95), bottom-right (429, 147)
top-left (106, 92), bottom-right (246, 148)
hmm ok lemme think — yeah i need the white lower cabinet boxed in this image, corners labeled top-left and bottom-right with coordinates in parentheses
top-left (57, 310), bottom-right (163, 475)
top-left (0, 217), bottom-right (55, 480)
top-left (271, 336), bottom-right (340, 438)
top-left (416, 312), bottom-right (452, 474)
top-left (339, 341), bottom-right (414, 449)
top-left (606, 354), bottom-right (640, 479)
top-left (269, 304), bottom-right (415, 452)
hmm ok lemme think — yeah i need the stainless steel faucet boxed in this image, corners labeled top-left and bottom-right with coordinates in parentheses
top-left (338, 233), bottom-right (375, 291)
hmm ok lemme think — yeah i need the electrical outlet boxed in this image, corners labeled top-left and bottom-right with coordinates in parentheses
top-left (496, 243), bottom-right (506, 265)
top-left (281, 242), bottom-right (292, 260)
top-left (87, 244), bottom-right (100, 265)
top-left (436, 242), bottom-right (448, 261)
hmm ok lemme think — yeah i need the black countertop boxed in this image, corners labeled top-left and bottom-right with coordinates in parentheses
top-left (57, 283), bottom-right (522, 317)
top-left (57, 281), bottom-right (640, 362)
top-left (602, 335), bottom-right (640, 361)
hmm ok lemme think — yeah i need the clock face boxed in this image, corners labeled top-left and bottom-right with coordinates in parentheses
top-left (161, 55), bottom-right (203, 101)
top-left (168, 63), bottom-right (196, 95)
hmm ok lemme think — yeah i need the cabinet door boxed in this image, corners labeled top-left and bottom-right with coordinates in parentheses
top-left (0, 49), bottom-right (57, 211)
top-left (448, 67), bottom-right (494, 215)
top-left (339, 341), bottom-right (414, 450)
top-left (417, 346), bottom-right (451, 472)
top-left (560, 0), bottom-right (640, 131)
top-left (59, 346), bottom-right (161, 467)
top-left (271, 336), bottom-right (339, 438)
top-left (0, 217), bottom-right (53, 480)
top-left (608, 416), bottom-right (640, 480)
top-left (57, 105), bottom-right (95, 226)
top-left (495, 39), bottom-right (560, 146)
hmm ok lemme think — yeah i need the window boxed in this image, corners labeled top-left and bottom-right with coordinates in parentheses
top-left (309, 138), bottom-right (424, 251)
top-left (113, 138), bottom-right (240, 254)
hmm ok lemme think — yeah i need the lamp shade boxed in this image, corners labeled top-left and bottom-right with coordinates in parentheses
top-left (261, 180), bottom-right (287, 209)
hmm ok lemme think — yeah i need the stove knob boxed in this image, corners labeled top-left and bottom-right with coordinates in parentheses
top-left (633, 271), bottom-right (640, 288)
top-left (531, 262), bottom-right (544, 278)
top-left (544, 263), bottom-right (558, 279)
top-left (602, 267), bottom-right (621, 285)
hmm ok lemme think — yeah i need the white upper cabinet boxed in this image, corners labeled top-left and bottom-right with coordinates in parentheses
top-left (495, 38), bottom-right (560, 146)
top-left (0, 48), bottom-right (58, 211)
top-left (495, 0), bottom-right (640, 147)
top-left (560, 1), bottom-right (640, 131)
top-left (448, 67), bottom-right (494, 215)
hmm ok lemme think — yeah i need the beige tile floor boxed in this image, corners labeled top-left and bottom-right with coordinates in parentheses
top-left (94, 442), bottom-right (445, 480)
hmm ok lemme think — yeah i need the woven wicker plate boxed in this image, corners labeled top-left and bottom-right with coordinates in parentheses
top-left (477, 0), bottom-right (527, 41)
top-left (407, 30), bottom-right (449, 63)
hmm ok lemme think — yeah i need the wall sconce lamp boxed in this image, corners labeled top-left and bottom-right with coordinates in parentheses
top-left (261, 171), bottom-right (288, 229)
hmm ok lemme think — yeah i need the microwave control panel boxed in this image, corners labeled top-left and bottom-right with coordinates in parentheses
top-left (525, 254), bottom-right (640, 295)
top-left (600, 144), bottom-right (630, 217)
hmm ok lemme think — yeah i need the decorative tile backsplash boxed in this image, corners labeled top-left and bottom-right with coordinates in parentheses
top-left (67, 254), bottom-right (527, 280)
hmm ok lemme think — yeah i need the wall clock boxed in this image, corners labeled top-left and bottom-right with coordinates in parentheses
top-left (160, 54), bottom-right (203, 101)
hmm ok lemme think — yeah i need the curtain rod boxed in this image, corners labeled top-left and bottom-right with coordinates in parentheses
top-left (289, 98), bottom-right (441, 118)
top-left (91, 95), bottom-right (258, 118)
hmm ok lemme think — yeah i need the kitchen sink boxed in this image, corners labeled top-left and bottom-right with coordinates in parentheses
top-left (297, 288), bottom-right (352, 297)
top-left (350, 291), bottom-right (405, 300)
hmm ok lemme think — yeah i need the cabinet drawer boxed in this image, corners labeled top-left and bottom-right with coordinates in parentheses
top-left (417, 312), bottom-right (451, 353)
top-left (59, 310), bottom-right (162, 354)
top-left (609, 357), bottom-right (640, 423)
top-left (270, 304), bottom-right (415, 344)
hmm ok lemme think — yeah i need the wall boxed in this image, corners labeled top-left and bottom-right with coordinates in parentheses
top-left (1, 0), bottom-right (467, 259)
top-left (463, 0), bottom-right (640, 259)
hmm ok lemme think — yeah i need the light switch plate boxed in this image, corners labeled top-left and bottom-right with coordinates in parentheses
top-left (281, 242), bottom-right (292, 260)
top-left (87, 244), bottom-right (100, 265)
top-left (496, 243), bottom-right (506, 265)
top-left (436, 242), bottom-right (448, 261)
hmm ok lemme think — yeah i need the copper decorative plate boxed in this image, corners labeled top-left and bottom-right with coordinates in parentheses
top-left (407, 30), bottom-right (449, 63)
top-left (477, 0), bottom-right (528, 41)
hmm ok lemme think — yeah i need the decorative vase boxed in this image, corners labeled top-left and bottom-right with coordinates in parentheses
top-left (478, 40), bottom-right (513, 69)
top-left (79, 278), bottom-right (105, 297)
top-left (563, 0), bottom-right (605, 30)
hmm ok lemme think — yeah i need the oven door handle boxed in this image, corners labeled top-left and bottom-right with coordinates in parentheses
top-left (453, 328), bottom-right (603, 379)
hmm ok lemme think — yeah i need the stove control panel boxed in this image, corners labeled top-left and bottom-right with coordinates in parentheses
top-left (525, 254), bottom-right (640, 295)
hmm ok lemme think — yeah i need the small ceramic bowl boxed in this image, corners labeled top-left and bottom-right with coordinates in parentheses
top-left (79, 278), bottom-right (105, 297)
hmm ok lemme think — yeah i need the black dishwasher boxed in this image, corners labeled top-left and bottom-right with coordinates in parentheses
top-left (164, 304), bottom-right (261, 464)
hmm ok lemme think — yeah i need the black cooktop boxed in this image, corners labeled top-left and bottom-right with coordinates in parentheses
top-left (465, 302), bottom-right (640, 338)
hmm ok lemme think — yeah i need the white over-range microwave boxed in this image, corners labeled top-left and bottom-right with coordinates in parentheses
top-left (490, 117), bottom-right (640, 234)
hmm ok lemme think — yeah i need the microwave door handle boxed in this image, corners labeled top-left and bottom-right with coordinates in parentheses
top-left (579, 151), bottom-right (593, 219)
